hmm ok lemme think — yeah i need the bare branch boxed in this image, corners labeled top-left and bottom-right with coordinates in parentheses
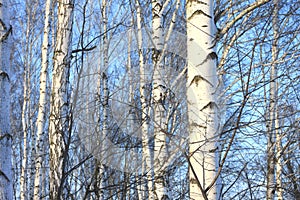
top-left (0, 170), bottom-right (10, 182)
top-left (71, 45), bottom-right (97, 54)
top-left (220, 0), bottom-right (271, 36)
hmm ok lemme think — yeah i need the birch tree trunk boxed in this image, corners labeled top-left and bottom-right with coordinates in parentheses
top-left (49, 0), bottom-right (74, 199)
top-left (151, 0), bottom-right (169, 199)
top-left (20, 6), bottom-right (33, 198)
top-left (136, 1), bottom-right (154, 198)
top-left (34, 0), bottom-right (52, 199)
top-left (266, 82), bottom-right (276, 200)
top-left (20, 68), bottom-right (29, 200)
top-left (0, 1), bottom-right (12, 199)
top-left (270, 0), bottom-right (282, 199)
top-left (97, 0), bottom-right (109, 198)
top-left (186, 0), bottom-right (220, 199)
top-left (275, 112), bottom-right (282, 200)
top-left (266, 1), bottom-right (280, 199)
top-left (127, 24), bottom-right (143, 200)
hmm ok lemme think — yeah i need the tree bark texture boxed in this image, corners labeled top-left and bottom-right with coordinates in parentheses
top-left (49, 0), bottom-right (74, 199)
top-left (34, 0), bottom-right (52, 199)
top-left (0, 0), bottom-right (13, 199)
top-left (186, 0), bottom-right (221, 199)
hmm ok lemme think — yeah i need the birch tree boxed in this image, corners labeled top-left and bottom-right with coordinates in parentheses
top-left (151, 0), bottom-right (182, 199)
top-left (270, 1), bottom-right (284, 199)
top-left (215, 0), bottom-right (299, 198)
top-left (186, 0), bottom-right (220, 199)
top-left (266, 0), bottom-right (279, 199)
top-left (34, 0), bottom-right (52, 199)
top-left (48, 0), bottom-right (74, 199)
top-left (0, 0), bottom-right (12, 199)
top-left (185, 0), bottom-right (272, 199)
top-left (136, 1), bottom-right (155, 197)
top-left (20, 1), bottom-right (42, 198)
top-left (96, 0), bottom-right (109, 198)
top-left (151, 0), bottom-right (169, 199)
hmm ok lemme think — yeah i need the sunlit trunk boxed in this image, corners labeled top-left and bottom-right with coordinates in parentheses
top-left (267, 1), bottom-right (280, 199)
top-left (48, 0), bottom-right (74, 199)
top-left (34, 0), bottom-right (52, 199)
top-left (151, 0), bottom-right (169, 199)
top-left (186, 0), bottom-right (220, 199)
top-left (271, 0), bottom-right (282, 199)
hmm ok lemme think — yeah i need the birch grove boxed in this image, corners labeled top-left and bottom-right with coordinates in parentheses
top-left (1, 0), bottom-right (300, 199)
top-left (20, 1), bottom-right (42, 198)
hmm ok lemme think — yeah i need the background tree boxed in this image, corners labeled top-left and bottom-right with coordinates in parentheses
top-left (0, 0), bottom-right (13, 199)
top-left (34, 0), bottom-right (52, 199)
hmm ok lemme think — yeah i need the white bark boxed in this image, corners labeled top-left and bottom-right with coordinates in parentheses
top-left (266, 79), bottom-right (276, 200)
top-left (275, 115), bottom-right (282, 200)
top-left (34, 0), bottom-right (52, 199)
top-left (136, 1), bottom-right (154, 199)
top-left (151, 0), bottom-right (169, 199)
top-left (272, 0), bottom-right (282, 199)
top-left (20, 78), bottom-right (29, 200)
top-left (49, 0), bottom-right (74, 199)
top-left (267, 1), bottom-right (280, 199)
top-left (186, 0), bottom-right (220, 199)
top-left (151, 1), bottom-right (181, 198)
top-left (20, 6), bottom-right (33, 199)
top-left (98, 0), bottom-right (109, 198)
top-left (0, 0), bottom-right (13, 199)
